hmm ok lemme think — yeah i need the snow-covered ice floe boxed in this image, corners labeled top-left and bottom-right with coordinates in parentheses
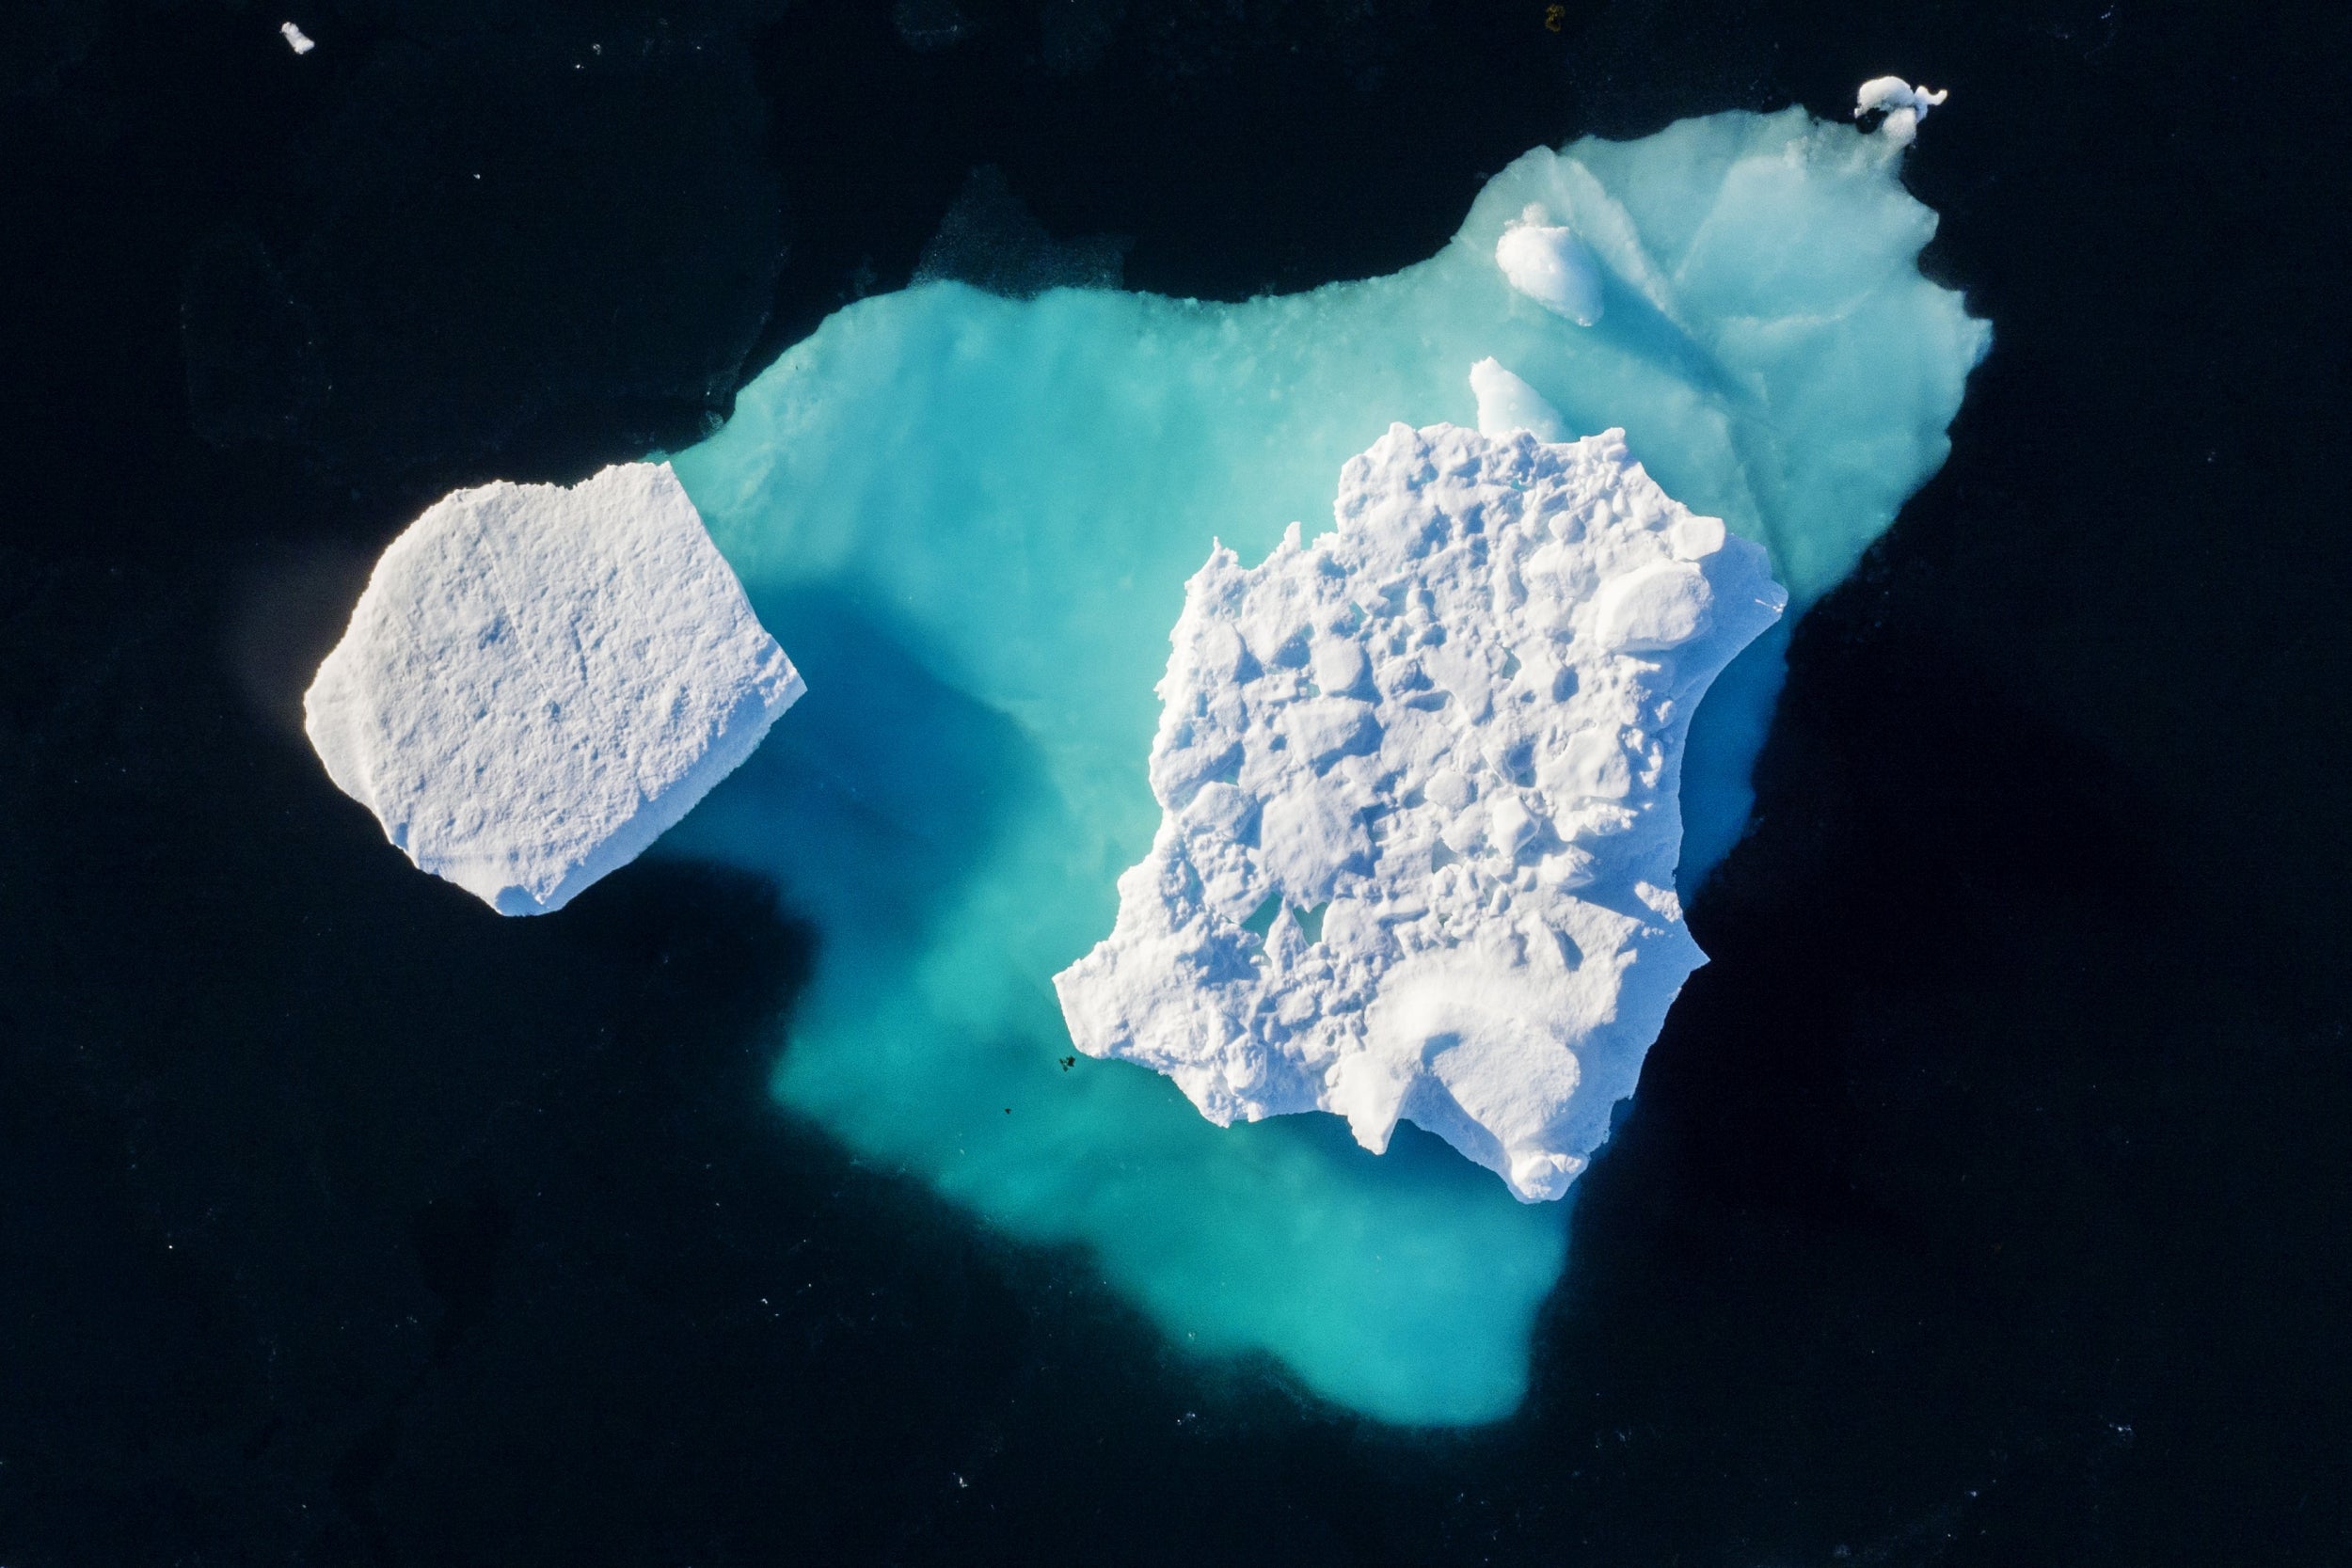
top-left (1056, 420), bottom-right (1782, 1201)
top-left (305, 462), bottom-right (803, 915)
top-left (280, 21), bottom-right (315, 54)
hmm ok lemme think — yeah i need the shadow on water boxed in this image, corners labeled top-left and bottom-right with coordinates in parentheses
top-left (661, 582), bottom-right (1050, 950)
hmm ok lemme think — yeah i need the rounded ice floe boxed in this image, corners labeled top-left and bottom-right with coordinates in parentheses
top-left (1854, 76), bottom-right (1948, 147)
top-left (1494, 205), bottom-right (1605, 325)
top-left (304, 462), bottom-right (803, 915)
top-left (1052, 420), bottom-right (1786, 1201)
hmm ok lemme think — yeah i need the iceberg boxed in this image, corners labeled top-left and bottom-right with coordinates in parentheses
top-left (661, 103), bottom-right (1987, 1422)
top-left (1054, 421), bottom-right (1784, 1202)
top-left (306, 462), bottom-right (803, 915)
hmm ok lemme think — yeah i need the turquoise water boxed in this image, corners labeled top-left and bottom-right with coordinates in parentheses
top-left (660, 107), bottom-right (1987, 1423)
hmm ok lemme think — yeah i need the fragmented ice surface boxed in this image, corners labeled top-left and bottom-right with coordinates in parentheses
top-left (1056, 423), bottom-right (1784, 1201)
top-left (305, 462), bottom-right (803, 915)
top-left (663, 105), bottom-right (1987, 1422)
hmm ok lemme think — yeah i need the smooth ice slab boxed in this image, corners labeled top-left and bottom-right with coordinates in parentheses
top-left (306, 462), bottom-right (803, 915)
top-left (664, 104), bottom-right (1986, 1423)
top-left (1056, 423), bottom-right (1784, 1201)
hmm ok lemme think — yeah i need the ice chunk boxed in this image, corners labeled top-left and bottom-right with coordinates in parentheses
top-left (1494, 204), bottom-right (1604, 325)
top-left (1054, 423), bottom-right (1784, 1201)
top-left (280, 21), bottom-right (315, 54)
top-left (304, 462), bottom-right (803, 915)
top-left (1470, 356), bottom-right (1570, 441)
top-left (1592, 560), bottom-right (1716, 652)
top-left (1854, 75), bottom-right (1948, 147)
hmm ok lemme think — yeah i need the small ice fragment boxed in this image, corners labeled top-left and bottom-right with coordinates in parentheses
top-left (304, 462), bottom-right (803, 916)
top-left (280, 21), bottom-right (316, 53)
top-left (1854, 76), bottom-right (1947, 147)
top-left (1670, 514), bottom-right (1726, 561)
top-left (1591, 561), bottom-right (1715, 653)
top-left (1470, 357), bottom-right (1569, 442)
top-left (1494, 205), bottom-right (1604, 326)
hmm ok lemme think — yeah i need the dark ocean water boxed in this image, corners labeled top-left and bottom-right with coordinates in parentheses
top-left (4, 0), bottom-right (2349, 1563)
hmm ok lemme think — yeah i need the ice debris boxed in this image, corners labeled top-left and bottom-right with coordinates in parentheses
top-left (1054, 418), bottom-right (1785, 1201)
top-left (1470, 356), bottom-right (1570, 443)
top-left (1494, 204), bottom-right (1604, 326)
top-left (1854, 76), bottom-right (1947, 147)
top-left (305, 462), bottom-right (803, 916)
top-left (280, 21), bottom-right (315, 54)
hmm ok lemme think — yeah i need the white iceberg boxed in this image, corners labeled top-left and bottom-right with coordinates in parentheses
top-left (1054, 418), bottom-right (1785, 1201)
top-left (669, 103), bottom-right (1985, 1421)
top-left (280, 21), bottom-right (316, 54)
top-left (305, 461), bottom-right (803, 915)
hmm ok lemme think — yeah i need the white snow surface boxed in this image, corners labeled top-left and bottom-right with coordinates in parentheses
top-left (1054, 420), bottom-right (1784, 1201)
top-left (280, 21), bottom-right (315, 53)
top-left (1493, 204), bottom-right (1604, 326)
top-left (305, 462), bottom-right (803, 916)
top-left (1854, 75), bottom-right (1947, 146)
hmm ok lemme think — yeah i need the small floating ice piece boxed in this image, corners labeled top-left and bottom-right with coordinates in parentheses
top-left (305, 462), bottom-right (803, 915)
top-left (280, 21), bottom-right (316, 54)
top-left (1470, 356), bottom-right (1569, 442)
top-left (1054, 420), bottom-right (1786, 1201)
top-left (1494, 204), bottom-right (1604, 325)
top-left (1854, 76), bottom-right (1948, 147)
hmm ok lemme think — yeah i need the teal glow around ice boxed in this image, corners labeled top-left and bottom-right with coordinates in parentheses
top-left (661, 108), bottom-right (1987, 1423)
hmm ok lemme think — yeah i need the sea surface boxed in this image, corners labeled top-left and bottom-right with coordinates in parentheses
top-left (4, 0), bottom-right (2349, 1563)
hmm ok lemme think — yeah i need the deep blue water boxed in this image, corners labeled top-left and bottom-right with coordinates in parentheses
top-left (4, 0), bottom-right (2350, 1563)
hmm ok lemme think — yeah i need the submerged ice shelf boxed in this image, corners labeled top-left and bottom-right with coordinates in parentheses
top-left (307, 463), bottom-right (803, 915)
top-left (1057, 423), bottom-right (1784, 1202)
top-left (660, 104), bottom-right (1988, 1423)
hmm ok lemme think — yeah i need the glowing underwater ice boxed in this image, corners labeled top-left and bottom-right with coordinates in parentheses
top-left (659, 106), bottom-right (1988, 1424)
